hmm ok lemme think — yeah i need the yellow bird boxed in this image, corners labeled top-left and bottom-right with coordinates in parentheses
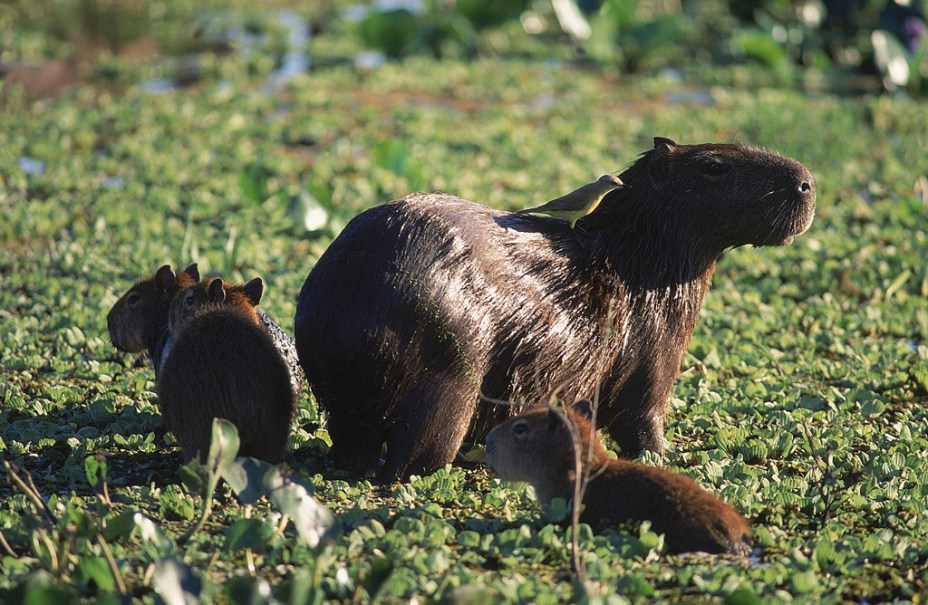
top-left (515, 174), bottom-right (625, 228)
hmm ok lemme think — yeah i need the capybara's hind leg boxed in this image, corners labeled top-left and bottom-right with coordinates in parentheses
top-left (376, 382), bottom-right (475, 483)
top-left (328, 412), bottom-right (385, 475)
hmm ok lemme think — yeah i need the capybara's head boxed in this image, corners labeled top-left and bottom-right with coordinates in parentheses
top-left (486, 403), bottom-right (594, 490)
top-left (610, 137), bottom-right (816, 251)
top-left (107, 264), bottom-right (199, 353)
top-left (169, 276), bottom-right (263, 337)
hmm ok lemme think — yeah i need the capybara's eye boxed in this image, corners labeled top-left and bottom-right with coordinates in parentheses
top-left (512, 421), bottom-right (529, 436)
top-left (699, 158), bottom-right (730, 177)
top-left (126, 293), bottom-right (141, 306)
top-left (185, 293), bottom-right (196, 308)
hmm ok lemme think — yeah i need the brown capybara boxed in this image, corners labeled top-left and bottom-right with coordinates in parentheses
top-left (170, 275), bottom-right (264, 328)
top-left (294, 137), bottom-right (816, 482)
top-left (107, 265), bottom-right (304, 396)
top-left (107, 264), bottom-right (199, 378)
top-left (485, 402), bottom-right (751, 556)
top-left (158, 279), bottom-right (295, 463)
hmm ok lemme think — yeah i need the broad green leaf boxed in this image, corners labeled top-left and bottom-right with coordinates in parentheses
top-left (75, 556), bottom-right (116, 593)
top-left (725, 588), bottom-right (763, 605)
top-left (361, 556), bottom-right (394, 602)
top-left (265, 467), bottom-right (336, 548)
top-left (134, 513), bottom-right (176, 560)
top-left (224, 518), bottom-right (273, 551)
top-left (223, 457), bottom-right (335, 547)
top-left (152, 560), bottom-right (202, 605)
top-left (83, 455), bottom-right (106, 488)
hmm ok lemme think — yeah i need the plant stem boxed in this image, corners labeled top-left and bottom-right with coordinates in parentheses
top-left (98, 534), bottom-right (128, 595)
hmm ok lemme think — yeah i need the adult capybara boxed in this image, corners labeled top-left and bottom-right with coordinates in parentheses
top-left (158, 279), bottom-right (295, 463)
top-left (295, 137), bottom-right (816, 482)
top-left (485, 402), bottom-right (751, 555)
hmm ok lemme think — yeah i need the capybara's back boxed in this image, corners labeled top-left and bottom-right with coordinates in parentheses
top-left (158, 306), bottom-right (295, 463)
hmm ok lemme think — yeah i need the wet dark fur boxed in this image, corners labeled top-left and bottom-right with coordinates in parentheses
top-left (159, 303), bottom-right (295, 463)
top-left (294, 138), bottom-right (816, 482)
top-left (485, 404), bottom-right (751, 555)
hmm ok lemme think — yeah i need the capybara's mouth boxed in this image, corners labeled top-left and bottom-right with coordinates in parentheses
top-left (772, 167), bottom-right (816, 245)
top-left (778, 198), bottom-right (816, 245)
top-left (762, 185), bottom-right (815, 246)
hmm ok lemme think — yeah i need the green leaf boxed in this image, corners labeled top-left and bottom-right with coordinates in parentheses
top-left (725, 588), bottom-right (763, 605)
top-left (790, 570), bottom-right (819, 594)
top-left (133, 512), bottom-right (176, 561)
top-left (223, 457), bottom-right (335, 547)
top-left (83, 454), bottom-right (107, 488)
top-left (265, 468), bottom-right (336, 548)
top-left (735, 30), bottom-right (789, 69)
top-left (102, 510), bottom-right (136, 543)
top-left (202, 418), bottom-right (241, 501)
top-left (358, 9), bottom-right (419, 58)
top-left (238, 163), bottom-right (270, 204)
top-left (152, 559), bottom-right (202, 605)
top-left (885, 268), bottom-right (912, 299)
top-left (159, 485), bottom-right (196, 522)
top-left (23, 573), bottom-right (79, 605)
top-left (860, 399), bottom-right (886, 417)
top-left (75, 556), bottom-right (116, 593)
top-left (616, 574), bottom-right (654, 597)
top-left (222, 457), bottom-right (268, 505)
top-left (361, 556), bottom-right (394, 602)
top-left (225, 518), bottom-right (273, 551)
top-left (541, 497), bottom-right (570, 523)
top-left (912, 362), bottom-right (928, 393)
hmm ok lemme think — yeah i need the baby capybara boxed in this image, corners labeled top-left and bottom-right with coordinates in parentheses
top-left (107, 264), bottom-right (304, 396)
top-left (295, 138), bottom-right (816, 481)
top-left (107, 264), bottom-right (199, 378)
top-left (172, 274), bottom-right (263, 324)
top-left (485, 402), bottom-right (751, 556)
top-left (158, 279), bottom-right (295, 463)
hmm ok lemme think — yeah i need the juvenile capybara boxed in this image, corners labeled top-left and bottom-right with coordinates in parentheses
top-left (107, 264), bottom-right (200, 378)
top-left (107, 265), bottom-right (304, 396)
top-left (294, 137), bottom-right (816, 481)
top-left (485, 402), bottom-right (751, 555)
top-left (158, 279), bottom-right (295, 463)
top-left (169, 275), bottom-right (264, 328)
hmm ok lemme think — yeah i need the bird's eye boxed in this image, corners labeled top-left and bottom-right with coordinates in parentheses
top-left (126, 293), bottom-right (141, 307)
top-left (700, 159), bottom-right (730, 177)
top-left (512, 421), bottom-right (529, 436)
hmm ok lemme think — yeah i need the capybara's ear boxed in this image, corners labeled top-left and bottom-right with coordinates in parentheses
top-left (649, 138), bottom-right (675, 183)
top-left (183, 263), bottom-right (200, 281)
top-left (572, 399), bottom-right (594, 420)
top-left (155, 265), bottom-right (176, 293)
top-left (653, 137), bottom-right (677, 151)
top-left (243, 277), bottom-right (264, 306)
top-left (207, 278), bottom-right (226, 304)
